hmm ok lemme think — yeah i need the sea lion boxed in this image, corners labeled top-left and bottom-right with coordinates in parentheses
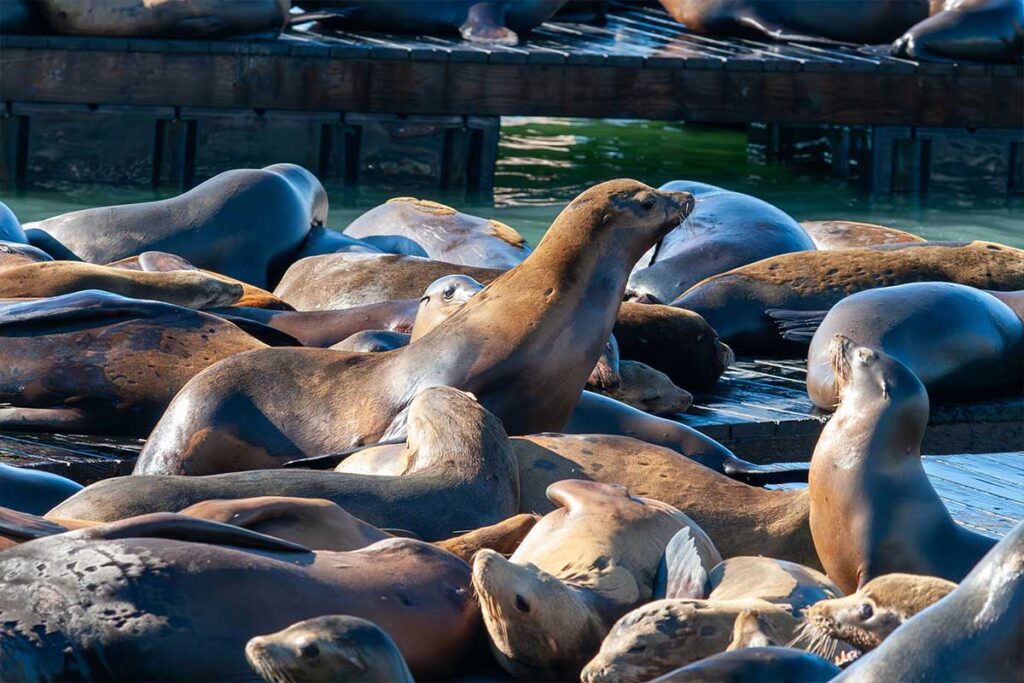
top-left (0, 290), bottom-right (268, 436)
top-left (726, 608), bottom-right (785, 649)
top-left (0, 241), bottom-right (53, 269)
top-left (627, 182), bottom-right (816, 303)
top-left (604, 360), bottom-right (693, 416)
top-left (472, 480), bottom-right (721, 680)
top-left (57, 387), bottom-right (520, 542)
top-left (26, 164), bottom-right (327, 288)
top-left (434, 513), bottom-right (539, 563)
top-left (0, 463), bottom-right (82, 516)
top-left (409, 273), bottom-right (487, 340)
top-left (247, 616), bottom-right (414, 683)
top-left (791, 283), bottom-right (1024, 410)
top-left (35, 0), bottom-right (289, 37)
top-left (0, 514), bottom-right (477, 681)
top-left (131, 180), bottom-right (694, 472)
top-left (673, 241), bottom-right (1024, 354)
top-left (705, 556), bottom-right (841, 613)
top-left (344, 197), bottom-right (533, 269)
top-left (893, 0), bottom-right (1024, 63)
top-left (799, 573), bottom-right (956, 663)
top-left (0, 202), bottom-right (27, 243)
top-left (799, 220), bottom-right (926, 250)
top-left (331, 329), bottom-right (411, 352)
top-left (657, 0), bottom-right (928, 43)
top-left (809, 335), bottom-right (998, 594)
top-left (292, 225), bottom-right (380, 260)
top-left (834, 519), bottom-right (1024, 682)
top-left (648, 647), bottom-right (841, 683)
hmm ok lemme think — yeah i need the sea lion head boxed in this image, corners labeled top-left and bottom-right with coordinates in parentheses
top-left (411, 274), bottom-right (484, 341)
top-left (245, 615), bottom-right (413, 683)
top-left (797, 573), bottom-right (956, 663)
top-left (0, 240), bottom-right (52, 266)
top-left (170, 270), bottom-right (245, 309)
top-left (582, 599), bottom-right (735, 683)
top-left (829, 334), bottom-right (928, 420)
top-left (472, 548), bottom-right (605, 680)
top-left (549, 179), bottom-right (695, 262)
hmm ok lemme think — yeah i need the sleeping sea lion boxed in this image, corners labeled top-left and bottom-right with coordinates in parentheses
top-left (809, 335), bottom-right (998, 594)
top-left (344, 197), bottom-right (533, 269)
top-left (799, 220), bottom-right (926, 250)
top-left (0, 241), bottom-right (51, 270)
top-left (893, 0), bottom-right (1024, 63)
top-left (26, 164), bottom-right (326, 288)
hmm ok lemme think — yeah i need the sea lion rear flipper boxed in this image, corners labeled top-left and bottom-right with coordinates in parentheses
top-left (213, 313), bottom-right (304, 347)
top-left (82, 512), bottom-right (310, 553)
top-left (735, 12), bottom-right (854, 45)
top-left (0, 506), bottom-right (70, 542)
top-left (460, 2), bottom-right (519, 45)
top-left (281, 439), bottom-right (408, 469)
top-left (137, 251), bottom-right (198, 273)
top-left (653, 526), bottom-right (710, 600)
top-left (765, 309), bottom-right (829, 343)
top-left (721, 460), bottom-right (810, 486)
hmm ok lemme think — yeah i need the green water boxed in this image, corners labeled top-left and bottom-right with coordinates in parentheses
top-left (2, 118), bottom-right (1022, 248)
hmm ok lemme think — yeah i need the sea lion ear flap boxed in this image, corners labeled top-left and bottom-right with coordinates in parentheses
top-left (765, 309), bottom-right (829, 344)
top-left (653, 527), bottom-right (710, 600)
top-left (80, 512), bottom-right (310, 553)
top-left (138, 251), bottom-right (198, 272)
top-left (546, 479), bottom-right (628, 511)
top-left (0, 506), bottom-right (71, 543)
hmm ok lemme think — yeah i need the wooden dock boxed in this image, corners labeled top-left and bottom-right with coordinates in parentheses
top-left (1, 2), bottom-right (1021, 192)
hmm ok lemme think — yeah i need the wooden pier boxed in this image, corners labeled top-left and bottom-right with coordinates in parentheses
top-left (1, 3), bottom-right (1021, 193)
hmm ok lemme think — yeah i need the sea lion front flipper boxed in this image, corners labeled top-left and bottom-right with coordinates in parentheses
top-left (213, 313), bottom-right (304, 347)
top-left (281, 439), bottom-right (408, 470)
top-left (138, 251), bottom-right (198, 273)
top-left (546, 479), bottom-right (629, 511)
top-left (460, 2), bottom-right (519, 45)
top-left (0, 506), bottom-right (71, 543)
top-left (765, 309), bottom-right (830, 343)
top-left (81, 512), bottom-right (311, 553)
top-left (653, 526), bottom-right (710, 600)
top-left (721, 460), bottom-right (810, 486)
top-left (0, 289), bottom-right (179, 331)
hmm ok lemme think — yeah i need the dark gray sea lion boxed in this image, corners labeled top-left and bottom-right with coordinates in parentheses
top-left (0, 515), bottom-right (478, 681)
top-left (293, 225), bottom-right (381, 260)
top-left (247, 616), bottom-right (415, 683)
top-left (35, 0), bottom-right (289, 37)
top-left (799, 220), bottom-right (926, 250)
top-left (648, 647), bottom-right (841, 683)
top-left (344, 197), bottom-right (533, 269)
top-left (26, 164), bottom-right (327, 288)
top-left (331, 329), bottom-right (411, 352)
top-left (58, 387), bottom-right (520, 542)
top-left (658, 0), bottom-right (928, 43)
top-left (791, 283), bottom-right (1024, 410)
top-left (893, 0), bottom-right (1024, 63)
top-left (128, 181), bottom-right (694, 473)
top-left (673, 241), bottom-right (1024, 354)
top-left (627, 181), bottom-right (816, 304)
top-left (810, 336), bottom-right (997, 594)
top-left (834, 519), bottom-right (1024, 682)
top-left (0, 201), bottom-right (26, 243)
top-left (0, 464), bottom-right (82, 516)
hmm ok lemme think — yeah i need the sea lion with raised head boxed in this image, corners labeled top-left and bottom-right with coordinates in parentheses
top-left (473, 480), bottom-right (721, 680)
top-left (648, 647), bottom-right (841, 683)
top-left (0, 514), bottom-right (477, 681)
top-left (893, 0), bottom-right (1024, 63)
top-left (131, 180), bottom-right (694, 472)
top-left (26, 164), bottom-right (326, 288)
top-left (809, 336), bottom-right (998, 594)
top-left (247, 616), bottom-right (415, 683)
top-left (673, 241), bottom-right (1024, 354)
top-left (0, 290), bottom-right (269, 435)
top-left (344, 197), bottom-right (533, 268)
top-left (799, 220), bottom-right (926, 250)
top-left (834, 519), bottom-right (1024, 682)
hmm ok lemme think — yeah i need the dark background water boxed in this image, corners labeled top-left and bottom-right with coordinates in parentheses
top-left (3, 118), bottom-right (1022, 248)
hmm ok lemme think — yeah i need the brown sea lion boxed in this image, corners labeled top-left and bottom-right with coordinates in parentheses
top-left (26, 164), bottom-right (325, 288)
top-left (706, 556), bottom-right (841, 612)
top-left (0, 464), bottom-right (82, 517)
top-left (344, 196), bottom-right (533, 269)
top-left (409, 273), bottom-right (487, 340)
top-left (726, 608), bottom-right (784, 650)
top-left (809, 336), bottom-right (997, 594)
top-left (604, 360), bottom-right (693, 415)
top-left (434, 513), bottom-right (540, 563)
top-left (0, 514), bottom-right (477, 681)
top-left (0, 240), bottom-right (52, 269)
top-left (56, 387), bottom-right (520, 543)
top-left (131, 180), bottom-right (694, 473)
top-left (673, 241), bottom-right (1024, 354)
top-left (799, 220), bottom-right (926, 250)
top-left (247, 616), bottom-right (415, 683)
top-left (799, 573), bottom-right (956, 663)
top-left (473, 480), bottom-right (721, 680)
top-left (648, 646), bottom-right (841, 683)
top-left (893, 0), bottom-right (1024, 63)
top-left (0, 290), bottom-right (266, 436)
top-left (792, 282), bottom-right (1024, 410)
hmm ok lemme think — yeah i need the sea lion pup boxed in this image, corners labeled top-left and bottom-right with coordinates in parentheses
top-left (798, 573), bottom-right (956, 663)
top-left (0, 290), bottom-right (268, 436)
top-left (627, 181), bottom-right (816, 304)
top-left (247, 616), bottom-right (414, 683)
top-left (809, 336), bottom-right (997, 594)
top-left (343, 196), bottom-right (534, 269)
top-left (790, 283), bottom-right (1024, 410)
top-left (0, 463), bottom-right (82, 516)
top-left (648, 647), bottom-right (841, 683)
top-left (673, 240), bottom-right (1024, 354)
top-left (58, 387), bottom-right (520, 541)
top-left (133, 180), bottom-right (694, 472)
top-left (799, 220), bottom-right (926, 250)
top-left (472, 479), bottom-right (721, 680)
top-left (0, 515), bottom-right (477, 682)
top-left (26, 164), bottom-right (326, 288)
top-left (834, 519), bottom-right (1024, 682)
top-left (893, 0), bottom-right (1024, 63)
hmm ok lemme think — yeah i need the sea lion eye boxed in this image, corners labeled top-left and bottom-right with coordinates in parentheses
top-left (443, 286), bottom-right (456, 301)
top-left (858, 603), bottom-right (874, 620)
top-left (299, 642), bottom-right (320, 659)
top-left (514, 595), bottom-right (530, 612)
top-left (640, 196), bottom-right (657, 211)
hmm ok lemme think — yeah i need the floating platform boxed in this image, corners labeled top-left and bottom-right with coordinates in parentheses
top-left (1, 2), bottom-right (1021, 193)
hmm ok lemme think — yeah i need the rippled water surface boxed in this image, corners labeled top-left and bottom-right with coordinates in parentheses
top-left (2, 118), bottom-right (1021, 248)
